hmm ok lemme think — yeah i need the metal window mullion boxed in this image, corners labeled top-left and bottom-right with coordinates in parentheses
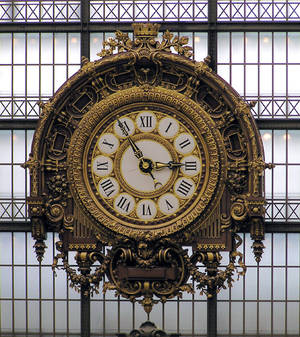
top-left (11, 232), bottom-right (15, 334)
top-left (25, 32), bottom-right (28, 119)
top-left (25, 232), bottom-right (29, 334)
top-left (177, 295), bottom-right (180, 333)
top-left (52, 234), bottom-right (56, 335)
top-left (132, 301), bottom-right (135, 330)
top-left (270, 233), bottom-right (274, 336)
top-left (285, 232), bottom-right (288, 335)
top-left (39, 260), bottom-right (42, 334)
top-left (228, 277), bottom-right (232, 336)
top-left (243, 31), bottom-right (246, 102)
top-left (242, 233), bottom-right (246, 336)
top-left (117, 294), bottom-right (120, 333)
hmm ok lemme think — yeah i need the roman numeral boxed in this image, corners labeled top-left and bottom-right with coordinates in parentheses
top-left (142, 204), bottom-right (152, 216)
top-left (117, 196), bottom-right (131, 212)
top-left (102, 139), bottom-right (114, 148)
top-left (140, 115), bottom-right (152, 128)
top-left (165, 122), bottom-right (172, 133)
top-left (100, 179), bottom-right (115, 197)
top-left (179, 138), bottom-right (191, 149)
top-left (96, 161), bottom-right (108, 170)
top-left (177, 180), bottom-right (193, 196)
top-left (185, 161), bottom-right (197, 171)
top-left (165, 199), bottom-right (173, 211)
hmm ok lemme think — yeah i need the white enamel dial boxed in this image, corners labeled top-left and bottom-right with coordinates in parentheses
top-left (136, 199), bottom-right (157, 220)
top-left (136, 111), bottom-right (157, 133)
top-left (92, 155), bottom-right (113, 177)
top-left (174, 133), bottom-right (196, 155)
top-left (158, 193), bottom-right (179, 215)
top-left (120, 139), bottom-right (172, 192)
top-left (114, 117), bottom-right (135, 138)
top-left (158, 117), bottom-right (179, 139)
top-left (97, 133), bottom-right (119, 154)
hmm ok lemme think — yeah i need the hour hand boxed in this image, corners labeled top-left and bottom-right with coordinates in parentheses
top-left (117, 119), bottom-right (144, 160)
top-left (155, 161), bottom-right (184, 170)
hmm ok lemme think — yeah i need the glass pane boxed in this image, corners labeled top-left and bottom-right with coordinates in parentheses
top-left (273, 233), bottom-right (286, 265)
top-left (288, 65), bottom-right (300, 95)
top-left (0, 165), bottom-right (12, 197)
top-left (27, 33), bottom-right (40, 64)
top-left (27, 66), bottom-right (40, 96)
top-left (273, 268), bottom-right (286, 300)
top-left (42, 301), bottom-right (53, 332)
top-left (0, 33), bottom-right (12, 64)
top-left (259, 65), bottom-right (272, 95)
top-left (0, 66), bottom-right (12, 95)
top-left (288, 166), bottom-right (300, 199)
top-left (245, 32), bottom-right (258, 63)
top-left (274, 130), bottom-right (286, 163)
top-left (13, 130), bottom-right (25, 163)
top-left (288, 130), bottom-right (300, 163)
top-left (287, 302), bottom-right (300, 334)
top-left (68, 33), bottom-right (80, 64)
top-left (14, 300), bottom-right (26, 332)
top-left (217, 33), bottom-right (230, 63)
top-left (13, 165), bottom-right (25, 198)
top-left (246, 65), bottom-right (258, 95)
top-left (54, 33), bottom-right (67, 64)
top-left (231, 33), bottom-right (244, 63)
top-left (259, 33), bottom-right (272, 63)
top-left (13, 33), bottom-right (25, 64)
top-left (273, 302), bottom-right (285, 334)
top-left (288, 32), bottom-right (300, 63)
top-left (259, 302), bottom-right (271, 334)
top-left (259, 267), bottom-right (271, 300)
top-left (0, 130), bottom-right (12, 163)
top-left (14, 266), bottom-right (26, 298)
top-left (273, 165), bottom-right (286, 199)
top-left (287, 233), bottom-right (300, 266)
top-left (231, 65), bottom-right (244, 96)
top-left (274, 32), bottom-right (286, 63)
top-left (287, 267), bottom-right (299, 300)
top-left (13, 232), bottom-right (26, 264)
top-left (41, 65), bottom-right (53, 96)
top-left (28, 301), bottom-right (40, 332)
top-left (54, 65), bottom-right (67, 92)
top-left (245, 302), bottom-right (257, 334)
top-left (90, 33), bottom-right (103, 62)
top-left (13, 65), bottom-right (26, 96)
top-left (274, 65), bottom-right (286, 95)
top-left (41, 33), bottom-right (53, 64)
top-left (194, 33), bottom-right (208, 62)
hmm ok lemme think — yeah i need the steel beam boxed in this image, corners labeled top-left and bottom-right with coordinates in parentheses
top-left (1, 22), bottom-right (300, 33)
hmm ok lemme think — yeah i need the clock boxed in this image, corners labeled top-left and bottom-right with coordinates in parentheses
top-left (67, 86), bottom-right (226, 242)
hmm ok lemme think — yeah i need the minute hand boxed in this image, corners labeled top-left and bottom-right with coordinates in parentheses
top-left (117, 119), bottom-right (144, 160)
top-left (155, 161), bottom-right (184, 170)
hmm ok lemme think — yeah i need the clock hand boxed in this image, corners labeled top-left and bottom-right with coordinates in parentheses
top-left (117, 119), bottom-right (144, 160)
top-left (155, 161), bottom-right (184, 170)
top-left (148, 171), bottom-right (163, 190)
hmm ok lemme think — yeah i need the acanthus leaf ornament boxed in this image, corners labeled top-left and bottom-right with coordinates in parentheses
top-left (27, 23), bottom-right (268, 314)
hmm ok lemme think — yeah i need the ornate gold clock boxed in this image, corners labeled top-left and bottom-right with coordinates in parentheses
top-left (26, 23), bottom-right (268, 313)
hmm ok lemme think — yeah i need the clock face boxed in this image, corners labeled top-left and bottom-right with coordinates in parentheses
top-left (84, 108), bottom-right (206, 229)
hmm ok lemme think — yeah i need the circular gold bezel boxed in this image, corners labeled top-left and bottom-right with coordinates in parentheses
top-left (67, 86), bottom-right (226, 240)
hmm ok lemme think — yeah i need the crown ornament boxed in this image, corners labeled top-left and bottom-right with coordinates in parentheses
top-left (97, 23), bottom-right (193, 59)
